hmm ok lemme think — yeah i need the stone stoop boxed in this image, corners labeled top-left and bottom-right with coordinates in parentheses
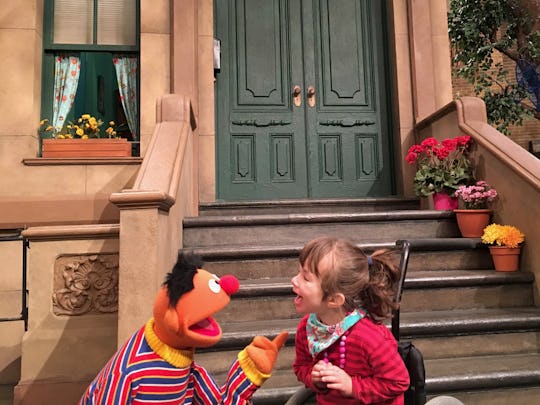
top-left (183, 199), bottom-right (540, 403)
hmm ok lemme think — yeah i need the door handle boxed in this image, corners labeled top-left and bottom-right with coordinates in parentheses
top-left (293, 85), bottom-right (302, 107)
top-left (307, 86), bottom-right (316, 107)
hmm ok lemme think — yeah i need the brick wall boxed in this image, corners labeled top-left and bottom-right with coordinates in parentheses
top-left (451, 52), bottom-right (540, 153)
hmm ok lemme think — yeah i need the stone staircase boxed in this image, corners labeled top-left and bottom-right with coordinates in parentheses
top-left (183, 198), bottom-right (540, 404)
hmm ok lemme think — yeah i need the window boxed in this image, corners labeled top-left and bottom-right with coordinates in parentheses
top-left (41, 0), bottom-right (139, 151)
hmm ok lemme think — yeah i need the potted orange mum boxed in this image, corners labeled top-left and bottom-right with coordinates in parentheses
top-left (481, 224), bottom-right (525, 271)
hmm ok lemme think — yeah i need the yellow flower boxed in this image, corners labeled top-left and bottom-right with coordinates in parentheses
top-left (57, 134), bottom-right (65, 139)
top-left (40, 113), bottom-right (108, 140)
top-left (500, 225), bottom-right (525, 248)
top-left (482, 224), bottom-right (525, 248)
top-left (109, 121), bottom-right (115, 126)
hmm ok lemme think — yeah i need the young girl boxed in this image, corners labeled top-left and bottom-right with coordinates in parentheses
top-left (291, 236), bottom-right (409, 404)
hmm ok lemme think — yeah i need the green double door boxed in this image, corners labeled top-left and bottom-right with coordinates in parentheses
top-left (215, 0), bottom-right (395, 200)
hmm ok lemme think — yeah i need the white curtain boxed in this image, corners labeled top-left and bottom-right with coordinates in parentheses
top-left (113, 55), bottom-right (138, 140)
top-left (52, 55), bottom-right (81, 132)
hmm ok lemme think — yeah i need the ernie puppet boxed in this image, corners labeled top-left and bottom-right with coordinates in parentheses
top-left (79, 253), bottom-right (288, 404)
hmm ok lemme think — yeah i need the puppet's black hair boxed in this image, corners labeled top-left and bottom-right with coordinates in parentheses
top-left (163, 252), bottom-right (203, 307)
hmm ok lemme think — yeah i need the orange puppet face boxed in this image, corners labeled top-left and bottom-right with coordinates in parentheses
top-left (153, 269), bottom-right (239, 349)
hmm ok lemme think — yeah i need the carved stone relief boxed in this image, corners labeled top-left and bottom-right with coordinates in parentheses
top-left (52, 254), bottom-right (119, 316)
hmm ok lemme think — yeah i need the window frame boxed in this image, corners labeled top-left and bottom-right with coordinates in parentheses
top-left (40, 0), bottom-right (140, 154)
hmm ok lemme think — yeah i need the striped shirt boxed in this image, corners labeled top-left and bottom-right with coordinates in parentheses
top-left (294, 314), bottom-right (410, 405)
top-left (80, 321), bottom-right (258, 404)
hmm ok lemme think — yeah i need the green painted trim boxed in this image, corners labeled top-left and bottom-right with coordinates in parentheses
top-left (379, 0), bottom-right (397, 195)
top-left (42, 0), bottom-right (54, 47)
top-left (45, 44), bottom-right (139, 52)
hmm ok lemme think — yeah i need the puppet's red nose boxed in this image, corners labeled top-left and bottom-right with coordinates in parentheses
top-left (220, 275), bottom-right (240, 296)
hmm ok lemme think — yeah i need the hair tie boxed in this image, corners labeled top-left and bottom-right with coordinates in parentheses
top-left (367, 255), bottom-right (373, 266)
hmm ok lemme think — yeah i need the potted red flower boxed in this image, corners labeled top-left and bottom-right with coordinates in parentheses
top-left (406, 135), bottom-right (473, 210)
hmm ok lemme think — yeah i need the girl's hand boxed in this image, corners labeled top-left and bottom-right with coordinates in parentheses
top-left (311, 360), bottom-right (329, 388)
top-left (320, 364), bottom-right (353, 397)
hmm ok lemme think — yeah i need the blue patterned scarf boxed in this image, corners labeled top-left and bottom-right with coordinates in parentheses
top-left (306, 309), bottom-right (365, 357)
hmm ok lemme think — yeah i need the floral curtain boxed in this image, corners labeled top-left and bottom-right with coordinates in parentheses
top-left (113, 55), bottom-right (138, 140)
top-left (52, 55), bottom-right (80, 132)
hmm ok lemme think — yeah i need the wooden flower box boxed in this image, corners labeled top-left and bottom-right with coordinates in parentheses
top-left (42, 138), bottom-right (132, 158)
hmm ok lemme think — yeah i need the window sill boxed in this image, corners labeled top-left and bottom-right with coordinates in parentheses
top-left (22, 157), bottom-right (143, 166)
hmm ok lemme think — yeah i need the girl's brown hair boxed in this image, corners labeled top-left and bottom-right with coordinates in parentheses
top-left (299, 236), bottom-right (400, 319)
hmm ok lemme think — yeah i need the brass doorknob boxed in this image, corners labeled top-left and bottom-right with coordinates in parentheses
top-left (293, 85), bottom-right (302, 107)
top-left (307, 86), bottom-right (316, 107)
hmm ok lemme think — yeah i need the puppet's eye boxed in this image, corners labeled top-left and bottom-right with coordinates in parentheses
top-left (208, 276), bottom-right (221, 293)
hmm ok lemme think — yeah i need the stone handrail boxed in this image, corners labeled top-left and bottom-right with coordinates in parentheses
top-left (110, 94), bottom-right (198, 343)
top-left (415, 96), bottom-right (540, 303)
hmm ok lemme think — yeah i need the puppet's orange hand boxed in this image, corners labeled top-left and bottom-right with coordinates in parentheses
top-left (245, 331), bottom-right (288, 374)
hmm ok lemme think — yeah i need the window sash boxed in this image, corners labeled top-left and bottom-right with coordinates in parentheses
top-left (52, 0), bottom-right (136, 47)
top-left (98, 0), bottom-right (136, 46)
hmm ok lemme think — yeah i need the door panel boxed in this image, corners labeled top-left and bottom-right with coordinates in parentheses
top-left (305, 0), bottom-right (393, 197)
top-left (236, 0), bottom-right (288, 106)
top-left (215, 0), bottom-right (394, 200)
top-left (318, 0), bottom-right (368, 107)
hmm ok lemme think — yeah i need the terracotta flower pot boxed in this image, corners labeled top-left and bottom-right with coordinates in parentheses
top-left (432, 192), bottom-right (458, 210)
top-left (454, 209), bottom-right (492, 238)
top-left (488, 246), bottom-right (521, 272)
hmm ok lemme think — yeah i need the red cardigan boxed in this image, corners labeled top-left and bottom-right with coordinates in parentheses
top-left (293, 314), bottom-right (410, 405)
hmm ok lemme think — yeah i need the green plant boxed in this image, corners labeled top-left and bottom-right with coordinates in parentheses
top-left (448, 0), bottom-right (540, 135)
top-left (406, 135), bottom-right (473, 197)
top-left (481, 223), bottom-right (525, 247)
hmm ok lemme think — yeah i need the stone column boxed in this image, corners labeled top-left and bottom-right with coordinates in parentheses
top-left (407, 0), bottom-right (453, 121)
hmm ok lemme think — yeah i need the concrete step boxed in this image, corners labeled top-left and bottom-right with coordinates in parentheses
top-left (426, 353), bottom-right (540, 394)
top-left (198, 307), bottom-right (540, 376)
top-left (248, 353), bottom-right (540, 404)
top-left (199, 197), bottom-right (420, 216)
top-left (214, 270), bottom-right (535, 322)
top-left (191, 238), bottom-right (494, 280)
top-left (183, 210), bottom-right (460, 248)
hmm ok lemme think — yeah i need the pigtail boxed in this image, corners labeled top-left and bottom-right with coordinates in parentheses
top-left (360, 249), bottom-right (400, 319)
